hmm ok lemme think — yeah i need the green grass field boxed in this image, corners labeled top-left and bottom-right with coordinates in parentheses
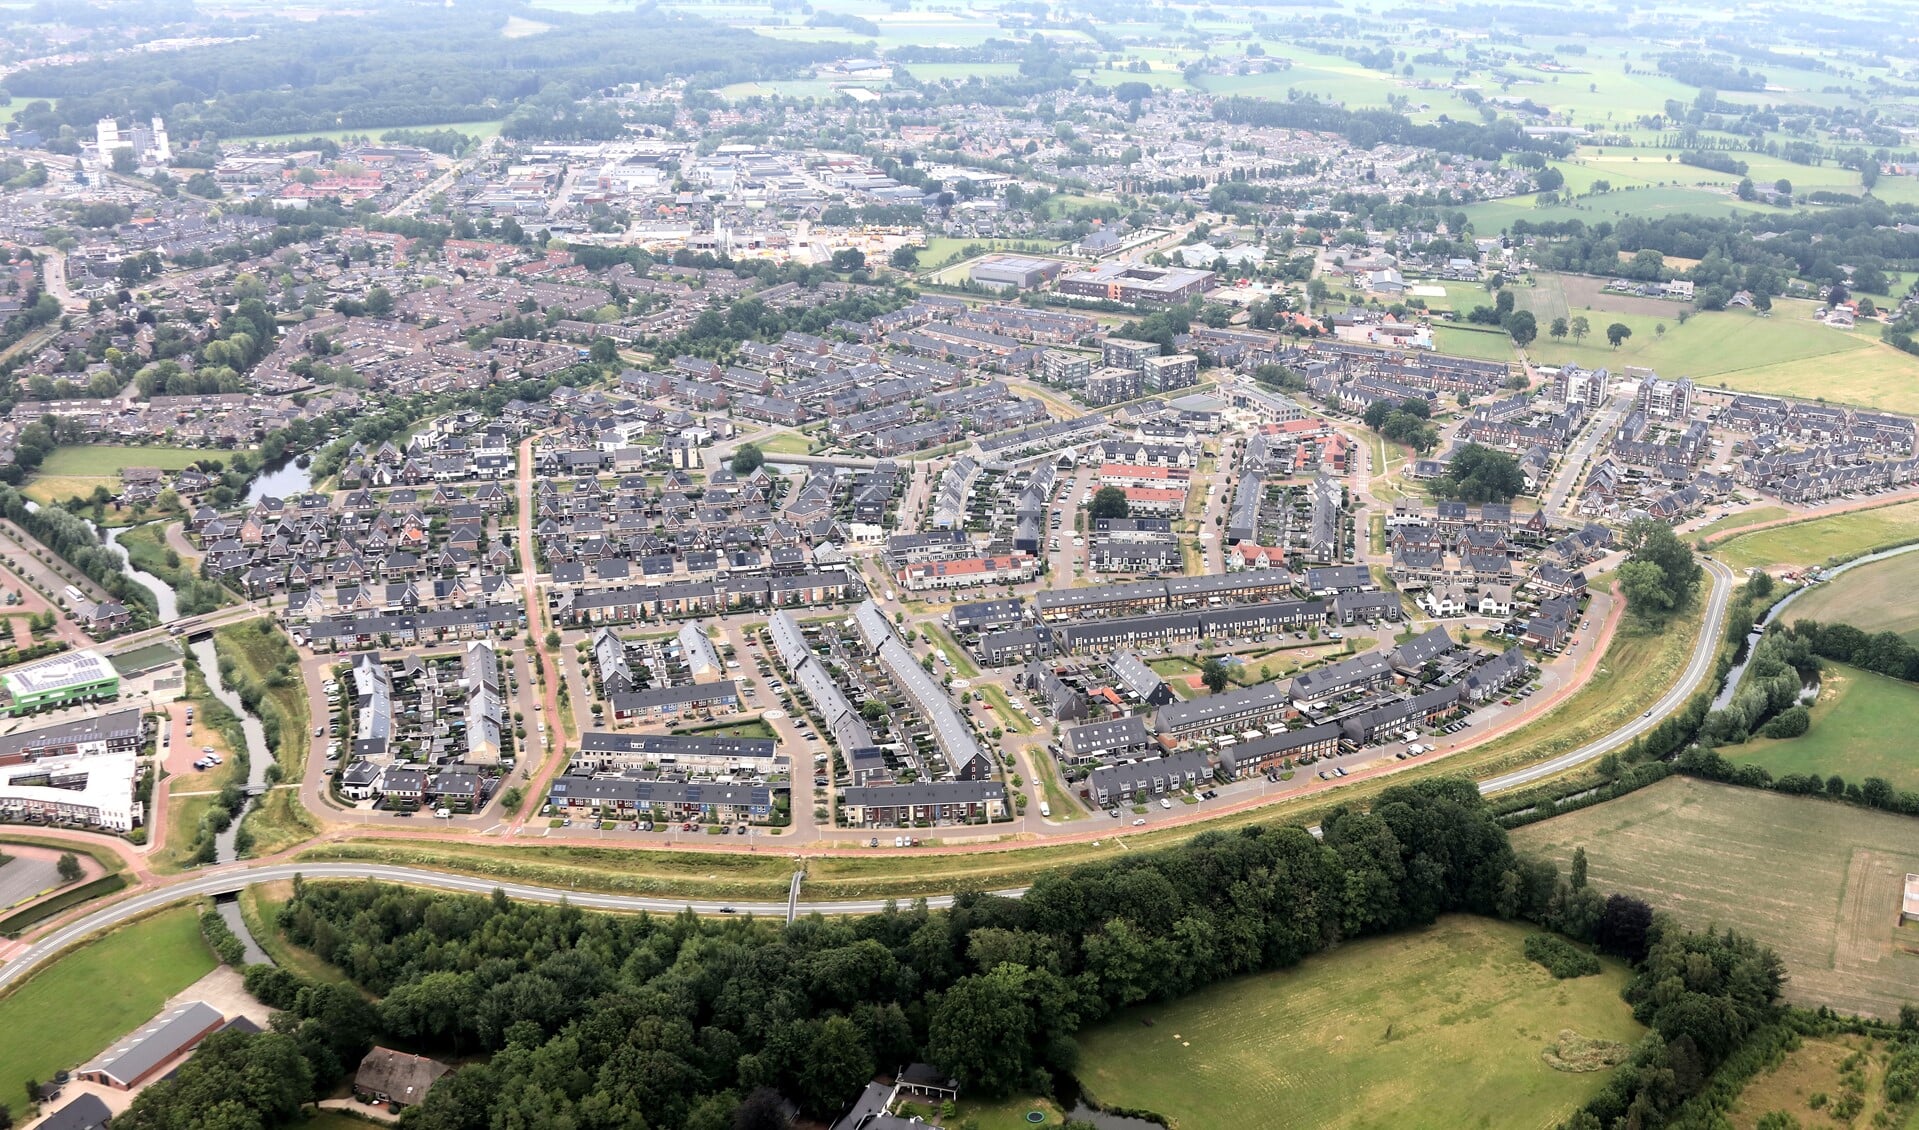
top-left (1518, 295), bottom-right (1867, 379)
top-left (1725, 1033), bottom-right (1912, 1130)
top-left (1786, 551), bottom-right (1919, 641)
top-left (1712, 500), bottom-right (1919, 571)
top-left (224, 120), bottom-right (504, 146)
top-left (1076, 916), bottom-right (1642, 1130)
top-left (23, 445), bottom-right (207, 507)
top-left (0, 906), bottom-right (216, 1100)
top-left (1432, 324), bottom-right (1517, 362)
top-left (1693, 507), bottom-right (1789, 542)
top-left (1512, 776), bottom-right (1919, 1018)
top-left (1722, 665), bottom-right (1919, 794)
top-left (1715, 342), bottom-right (1919, 416)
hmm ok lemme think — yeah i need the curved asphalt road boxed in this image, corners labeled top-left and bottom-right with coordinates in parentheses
top-left (1479, 558), bottom-right (1734, 794)
top-left (0, 862), bottom-right (983, 992)
top-left (0, 564), bottom-right (1737, 991)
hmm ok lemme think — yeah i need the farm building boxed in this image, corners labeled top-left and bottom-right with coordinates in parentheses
top-left (78, 1001), bottom-right (225, 1089)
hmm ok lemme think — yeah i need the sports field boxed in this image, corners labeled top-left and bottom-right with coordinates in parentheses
top-left (1512, 776), bottom-right (1919, 1018)
top-left (1722, 665), bottom-right (1919, 794)
top-left (0, 906), bottom-right (216, 1102)
top-left (1075, 916), bottom-right (1642, 1130)
top-left (1712, 500), bottom-right (1919, 571)
top-left (23, 445), bottom-right (206, 507)
top-left (1786, 551), bottom-right (1919, 641)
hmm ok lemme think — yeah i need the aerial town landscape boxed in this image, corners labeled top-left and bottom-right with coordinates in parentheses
top-left (0, 0), bottom-right (1918, 1127)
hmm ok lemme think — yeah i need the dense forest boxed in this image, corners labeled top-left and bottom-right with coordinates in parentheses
top-left (103, 778), bottom-right (1785, 1130)
top-left (5, 0), bottom-right (847, 141)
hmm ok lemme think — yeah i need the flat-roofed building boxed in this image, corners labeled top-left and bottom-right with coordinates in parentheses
top-left (0, 750), bottom-right (138, 830)
top-left (1059, 263), bottom-right (1216, 306)
top-left (970, 254), bottom-right (1066, 291)
top-left (0, 650), bottom-right (119, 716)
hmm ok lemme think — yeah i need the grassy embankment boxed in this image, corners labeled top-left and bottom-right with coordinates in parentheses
top-left (1712, 498), bottom-right (1919, 571)
top-left (217, 619), bottom-right (321, 857)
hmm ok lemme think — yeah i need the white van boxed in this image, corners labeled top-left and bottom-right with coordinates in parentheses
top-left (1038, 801), bottom-right (1052, 818)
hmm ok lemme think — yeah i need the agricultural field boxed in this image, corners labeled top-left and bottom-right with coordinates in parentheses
top-left (1786, 552), bottom-right (1919, 641)
top-left (1712, 500), bottom-right (1919, 571)
top-left (1515, 285), bottom-right (1867, 378)
top-left (1075, 916), bottom-right (1642, 1130)
top-left (0, 906), bottom-right (217, 1105)
top-left (23, 445), bottom-right (206, 508)
top-left (1512, 776), bottom-right (1919, 1018)
top-left (1722, 665), bottom-right (1919, 795)
top-left (1461, 184), bottom-right (1773, 233)
top-left (1720, 343), bottom-right (1919, 417)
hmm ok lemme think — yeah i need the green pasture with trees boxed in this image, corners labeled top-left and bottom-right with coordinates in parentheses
top-left (96, 779), bottom-right (1787, 1130)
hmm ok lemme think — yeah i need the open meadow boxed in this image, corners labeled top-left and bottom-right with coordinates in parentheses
top-left (1711, 499), bottom-right (1919, 571)
top-left (1075, 916), bottom-right (1642, 1130)
top-left (0, 906), bottom-right (216, 1102)
top-left (1787, 552), bottom-right (1919, 641)
top-left (22, 445), bottom-right (207, 508)
top-left (1475, 274), bottom-right (1919, 413)
top-left (1722, 665), bottom-right (1919, 795)
top-left (1511, 776), bottom-right (1919, 1018)
top-left (1718, 1032), bottom-right (1915, 1130)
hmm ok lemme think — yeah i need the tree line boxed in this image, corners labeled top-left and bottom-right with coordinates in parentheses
top-left (7, 1), bottom-right (846, 142)
top-left (100, 777), bottom-right (1789, 1130)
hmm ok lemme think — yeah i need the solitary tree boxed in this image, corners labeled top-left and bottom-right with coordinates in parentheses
top-left (1549, 316), bottom-right (1569, 342)
top-left (55, 852), bottom-right (81, 883)
top-left (1606, 321), bottom-right (1632, 348)
top-left (730, 443), bottom-right (765, 475)
top-left (1200, 657), bottom-right (1229, 694)
top-left (1089, 486), bottom-right (1130, 520)
top-left (1505, 309), bottom-right (1538, 347)
top-left (1569, 315), bottom-right (1591, 344)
